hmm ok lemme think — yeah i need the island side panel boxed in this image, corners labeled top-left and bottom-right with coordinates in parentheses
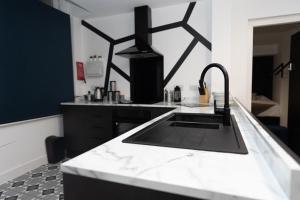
top-left (63, 173), bottom-right (203, 200)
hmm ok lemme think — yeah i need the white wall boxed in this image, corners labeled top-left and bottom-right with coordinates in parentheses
top-left (72, 1), bottom-right (212, 101)
top-left (211, 0), bottom-right (232, 95)
top-left (0, 116), bottom-right (63, 185)
top-left (72, 0), bottom-right (300, 108)
top-left (71, 17), bottom-right (86, 96)
top-left (211, 0), bottom-right (300, 109)
top-left (253, 44), bottom-right (278, 56)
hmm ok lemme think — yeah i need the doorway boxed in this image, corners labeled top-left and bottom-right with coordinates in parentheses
top-left (251, 23), bottom-right (300, 155)
top-left (288, 31), bottom-right (300, 155)
top-left (252, 56), bottom-right (273, 99)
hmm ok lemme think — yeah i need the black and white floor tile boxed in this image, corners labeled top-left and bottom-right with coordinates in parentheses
top-left (0, 163), bottom-right (63, 200)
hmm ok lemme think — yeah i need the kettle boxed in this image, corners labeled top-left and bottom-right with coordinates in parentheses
top-left (94, 87), bottom-right (102, 101)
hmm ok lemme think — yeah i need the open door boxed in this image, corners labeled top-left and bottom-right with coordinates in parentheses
top-left (288, 31), bottom-right (300, 155)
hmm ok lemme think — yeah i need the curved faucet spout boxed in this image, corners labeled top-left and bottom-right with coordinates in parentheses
top-left (199, 63), bottom-right (230, 126)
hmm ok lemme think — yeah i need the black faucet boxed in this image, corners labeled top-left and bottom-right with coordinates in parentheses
top-left (199, 63), bottom-right (231, 126)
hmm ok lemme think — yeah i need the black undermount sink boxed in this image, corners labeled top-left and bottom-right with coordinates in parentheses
top-left (122, 113), bottom-right (248, 154)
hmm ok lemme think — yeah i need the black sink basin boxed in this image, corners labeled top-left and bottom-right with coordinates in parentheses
top-left (122, 113), bottom-right (248, 154)
top-left (168, 113), bottom-right (223, 123)
top-left (168, 113), bottom-right (223, 129)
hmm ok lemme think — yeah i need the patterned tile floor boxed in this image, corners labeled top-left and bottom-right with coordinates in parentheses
top-left (0, 163), bottom-right (63, 200)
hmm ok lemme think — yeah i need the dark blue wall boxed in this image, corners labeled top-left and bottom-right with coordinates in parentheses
top-left (0, 0), bottom-right (74, 124)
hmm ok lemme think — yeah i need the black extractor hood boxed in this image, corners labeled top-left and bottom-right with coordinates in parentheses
top-left (115, 6), bottom-right (162, 59)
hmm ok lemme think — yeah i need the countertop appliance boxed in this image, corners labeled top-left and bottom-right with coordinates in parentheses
top-left (94, 87), bottom-right (102, 101)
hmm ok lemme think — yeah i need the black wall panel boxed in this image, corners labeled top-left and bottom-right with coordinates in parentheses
top-left (0, 0), bottom-right (74, 124)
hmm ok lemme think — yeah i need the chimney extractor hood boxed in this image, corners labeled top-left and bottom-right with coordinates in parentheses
top-left (115, 6), bottom-right (162, 59)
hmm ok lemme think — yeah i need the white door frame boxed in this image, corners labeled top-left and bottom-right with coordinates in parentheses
top-left (247, 14), bottom-right (300, 111)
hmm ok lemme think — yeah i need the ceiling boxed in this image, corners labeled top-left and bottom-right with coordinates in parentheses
top-left (254, 22), bottom-right (300, 35)
top-left (67, 0), bottom-right (196, 18)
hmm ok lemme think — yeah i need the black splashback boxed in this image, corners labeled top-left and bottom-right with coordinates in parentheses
top-left (130, 57), bottom-right (164, 104)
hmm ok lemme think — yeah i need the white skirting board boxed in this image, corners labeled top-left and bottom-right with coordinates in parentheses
top-left (0, 155), bottom-right (47, 184)
top-left (0, 115), bottom-right (63, 185)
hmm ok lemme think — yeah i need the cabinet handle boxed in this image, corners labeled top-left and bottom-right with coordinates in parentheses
top-left (92, 125), bottom-right (104, 129)
top-left (90, 136), bottom-right (105, 140)
top-left (92, 114), bottom-right (103, 118)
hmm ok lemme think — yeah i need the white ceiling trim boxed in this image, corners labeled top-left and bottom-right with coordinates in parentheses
top-left (70, 0), bottom-right (197, 19)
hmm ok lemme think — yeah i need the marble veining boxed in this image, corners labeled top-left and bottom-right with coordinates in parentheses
top-left (235, 100), bottom-right (300, 200)
top-left (61, 101), bottom-right (300, 200)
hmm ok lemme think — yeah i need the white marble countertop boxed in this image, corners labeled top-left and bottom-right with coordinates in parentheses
top-left (61, 101), bottom-right (300, 200)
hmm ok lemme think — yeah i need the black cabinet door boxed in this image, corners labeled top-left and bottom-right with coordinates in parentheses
top-left (112, 106), bottom-right (174, 136)
top-left (150, 107), bottom-right (174, 119)
top-left (62, 106), bottom-right (113, 157)
top-left (288, 31), bottom-right (300, 156)
top-left (112, 108), bottom-right (152, 136)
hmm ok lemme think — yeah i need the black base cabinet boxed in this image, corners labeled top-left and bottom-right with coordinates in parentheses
top-left (63, 173), bottom-right (201, 200)
top-left (62, 106), bottom-right (113, 157)
top-left (62, 105), bottom-right (174, 157)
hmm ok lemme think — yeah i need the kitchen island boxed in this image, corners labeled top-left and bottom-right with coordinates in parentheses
top-left (60, 100), bottom-right (300, 200)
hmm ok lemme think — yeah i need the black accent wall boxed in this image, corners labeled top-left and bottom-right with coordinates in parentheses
top-left (0, 0), bottom-right (74, 124)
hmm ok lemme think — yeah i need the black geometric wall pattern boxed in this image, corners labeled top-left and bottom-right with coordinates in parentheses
top-left (81, 2), bottom-right (211, 93)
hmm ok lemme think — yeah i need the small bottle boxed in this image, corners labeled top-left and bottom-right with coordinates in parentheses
top-left (114, 91), bottom-right (120, 103)
top-left (110, 81), bottom-right (117, 91)
top-left (164, 90), bottom-right (168, 102)
top-left (92, 55), bottom-right (94, 61)
top-left (108, 91), bottom-right (113, 103)
top-left (174, 86), bottom-right (181, 102)
top-left (87, 91), bottom-right (92, 101)
top-left (169, 90), bottom-right (174, 102)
